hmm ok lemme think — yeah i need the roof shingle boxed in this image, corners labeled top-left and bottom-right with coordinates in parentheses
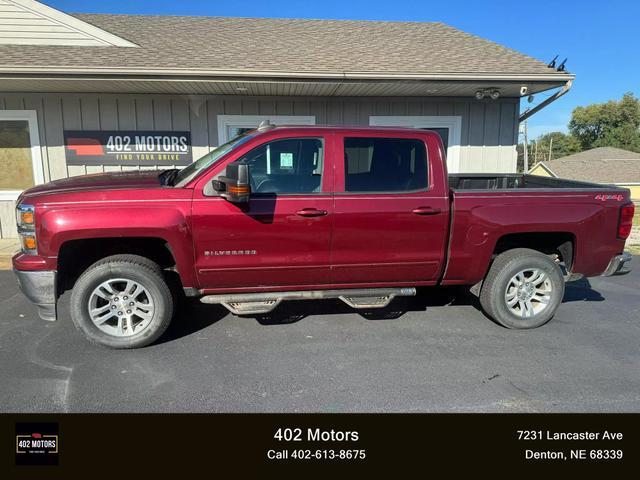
top-left (0, 14), bottom-right (567, 77)
top-left (540, 147), bottom-right (640, 184)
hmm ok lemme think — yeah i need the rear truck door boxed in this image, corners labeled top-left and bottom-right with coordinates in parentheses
top-left (191, 131), bottom-right (334, 289)
top-left (330, 131), bottom-right (450, 285)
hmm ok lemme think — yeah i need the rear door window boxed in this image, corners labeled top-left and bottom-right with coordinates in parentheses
top-left (344, 137), bottom-right (428, 192)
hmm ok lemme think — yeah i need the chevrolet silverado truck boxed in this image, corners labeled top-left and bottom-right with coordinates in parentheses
top-left (13, 124), bottom-right (635, 348)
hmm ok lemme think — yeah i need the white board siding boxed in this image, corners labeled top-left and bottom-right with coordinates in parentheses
top-left (0, 0), bottom-right (137, 47)
top-left (0, 92), bottom-right (519, 238)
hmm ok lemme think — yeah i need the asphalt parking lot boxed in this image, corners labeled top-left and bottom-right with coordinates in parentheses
top-left (0, 258), bottom-right (638, 413)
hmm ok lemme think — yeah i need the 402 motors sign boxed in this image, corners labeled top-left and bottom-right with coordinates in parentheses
top-left (64, 130), bottom-right (192, 166)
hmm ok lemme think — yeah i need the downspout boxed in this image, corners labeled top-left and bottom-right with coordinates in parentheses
top-left (519, 79), bottom-right (573, 122)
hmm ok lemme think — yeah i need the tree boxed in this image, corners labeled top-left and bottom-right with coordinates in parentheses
top-left (517, 131), bottom-right (581, 170)
top-left (533, 131), bottom-right (582, 162)
top-left (568, 92), bottom-right (640, 152)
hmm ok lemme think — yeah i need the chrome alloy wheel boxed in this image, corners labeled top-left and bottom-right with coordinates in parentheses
top-left (504, 268), bottom-right (552, 318)
top-left (88, 278), bottom-right (155, 337)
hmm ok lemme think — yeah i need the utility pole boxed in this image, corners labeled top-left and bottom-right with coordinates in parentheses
top-left (548, 137), bottom-right (553, 161)
top-left (522, 120), bottom-right (529, 172)
top-left (534, 140), bottom-right (538, 164)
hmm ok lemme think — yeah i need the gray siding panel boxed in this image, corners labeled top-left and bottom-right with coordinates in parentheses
top-left (117, 97), bottom-right (136, 130)
top-left (207, 97), bottom-right (223, 146)
top-left (23, 95), bottom-right (50, 183)
top-left (171, 98), bottom-right (190, 131)
top-left (42, 96), bottom-right (66, 180)
top-left (134, 97), bottom-right (154, 130)
top-left (257, 99), bottom-right (277, 115)
top-left (189, 97), bottom-right (209, 160)
top-left (152, 97), bottom-right (172, 130)
top-left (99, 96), bottom-right (119, 130)
top-left (0, 92), bottom-right (520, 236)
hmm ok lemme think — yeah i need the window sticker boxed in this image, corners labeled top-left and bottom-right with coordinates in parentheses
top-left (280, 152), bottom-right (294, 168)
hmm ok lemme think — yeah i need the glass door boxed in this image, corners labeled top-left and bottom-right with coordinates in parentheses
top-left (0, 120), bottom-right (36, 191)
top-left (0, 111), bottom-right (44, 200)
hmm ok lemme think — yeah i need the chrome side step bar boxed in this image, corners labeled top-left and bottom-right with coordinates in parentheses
top-left (200, 287), bottom-right (417, 315)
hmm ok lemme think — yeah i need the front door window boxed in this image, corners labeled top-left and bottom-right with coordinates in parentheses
top-left (238, 138), bottom-right (324, 194)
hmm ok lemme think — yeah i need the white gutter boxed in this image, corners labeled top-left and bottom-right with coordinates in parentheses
top-left (519, 80), bottom-right (573, 122)
top-left (0, 66), bottom-right (575, 83)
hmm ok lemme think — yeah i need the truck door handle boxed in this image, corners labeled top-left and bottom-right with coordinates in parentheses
top-left (296, 208), bottom-right (328, 217)
top-left (412, 206), bottom-right (442, 215)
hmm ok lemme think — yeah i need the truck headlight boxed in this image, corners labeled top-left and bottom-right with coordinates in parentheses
top-left (16, 204), bottom-right (37, 254)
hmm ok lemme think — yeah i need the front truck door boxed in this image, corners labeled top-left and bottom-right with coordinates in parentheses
top-left (331, 133), bottom-right (450, 285)
top-left (192, 134), bottom-right (334, 290)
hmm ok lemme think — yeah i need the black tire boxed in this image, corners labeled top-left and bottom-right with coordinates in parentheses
top-left (70, 254), bottom-right (174, 348)
top-left (479, 248), bottom-right (565, 329)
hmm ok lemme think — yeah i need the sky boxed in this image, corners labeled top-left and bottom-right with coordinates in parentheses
top-left (46, 0), bottom-right (640, 141)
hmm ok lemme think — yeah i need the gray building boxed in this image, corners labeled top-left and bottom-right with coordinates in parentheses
top-left (0, 0), bottom-right (573, 238)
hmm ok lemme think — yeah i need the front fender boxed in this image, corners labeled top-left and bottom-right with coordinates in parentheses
top-left (38, 205), bottom-right (197, 287)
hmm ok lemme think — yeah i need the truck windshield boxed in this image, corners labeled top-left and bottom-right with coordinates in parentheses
top-left (172, 132), bottom-right (255, 186)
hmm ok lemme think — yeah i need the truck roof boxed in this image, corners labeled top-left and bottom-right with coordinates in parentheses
top-left (255, 125), bottom-right (437, 134)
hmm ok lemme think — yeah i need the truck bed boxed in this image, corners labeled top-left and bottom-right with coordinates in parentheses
top-left (449, 173), bottom-right (621, 191)
top-left (443, 173), bottom-right (630, 286)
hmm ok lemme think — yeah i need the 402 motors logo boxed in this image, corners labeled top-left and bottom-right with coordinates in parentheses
top-left (15, 423), bottom-right (59, 466)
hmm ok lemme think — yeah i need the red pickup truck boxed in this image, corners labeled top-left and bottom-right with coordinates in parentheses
top-left (13, 124), bottom-right (634, 348)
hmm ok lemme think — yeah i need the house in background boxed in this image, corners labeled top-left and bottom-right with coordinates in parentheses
top-left (529, 147), bottom-right (640, 201)
top-left (0, 0), bottom-right (573, 238)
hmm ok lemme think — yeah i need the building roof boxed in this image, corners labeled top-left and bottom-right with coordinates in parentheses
top-left (0, 12), bottom-right (570, 81)
top-left (537, 147), bottom-right (640, 184)
top-left (549, 146), bottom-right (640, 163)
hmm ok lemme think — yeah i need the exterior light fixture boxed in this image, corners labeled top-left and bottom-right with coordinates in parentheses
top-left (475, 89), bottom-right (501, 100)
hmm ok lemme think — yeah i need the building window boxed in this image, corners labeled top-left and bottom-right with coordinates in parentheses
top-left (369, 116), bottom-right (462, 173)
top-left (0, 110), bottom-right (44, 200)
top-left (216, 115), bottom-right (316, 144)
top-left (344, 137), bottom-right (428, 193)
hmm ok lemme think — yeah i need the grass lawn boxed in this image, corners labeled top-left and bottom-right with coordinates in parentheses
top-left (628, 245), bottom-right (640, 255)
top-left (627, 210), bottom-right (640, 254)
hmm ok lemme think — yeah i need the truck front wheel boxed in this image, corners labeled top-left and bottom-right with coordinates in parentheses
top-left (70, 254), bottom-right (174, 348)
top-left (479, 248), bottom-right (565, 329)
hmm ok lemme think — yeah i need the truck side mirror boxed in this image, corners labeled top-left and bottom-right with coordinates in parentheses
top-left (212, 161), bottom-right (251, 204)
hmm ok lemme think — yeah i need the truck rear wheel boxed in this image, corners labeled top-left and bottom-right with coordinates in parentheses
top-left (479, 248), bottom-right (565, 329)
top-left (70, 254), bottom-right (174, 348)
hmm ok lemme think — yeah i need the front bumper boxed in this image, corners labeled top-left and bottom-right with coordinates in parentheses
top-left (14, 269), bottom-right (57, 321)
top-left (602, 252), bottom-right (633, 277)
